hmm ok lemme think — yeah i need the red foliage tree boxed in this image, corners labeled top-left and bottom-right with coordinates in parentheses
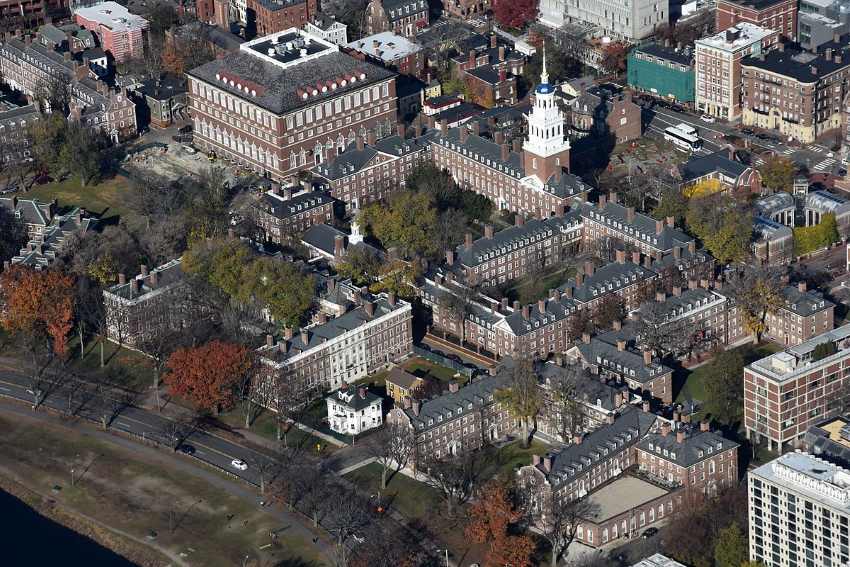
top-left (465, 481), bottom-right (534, 567)
top-left (163, 340), bottom-right (251, 413)
top-left (0, 266), bottom-right (74, 356)
top-left (601, 41), bottom-right (630, 74)
top-left (492, 0), bottom-right (538, 30)
top-left (487, 534), bottom-right (536, 567)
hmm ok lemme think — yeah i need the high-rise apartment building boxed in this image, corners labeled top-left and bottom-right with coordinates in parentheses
top-left (744, 324), bottom-right (850, 452)
top-left (749, 452), bottom-right (850, 567)
top-left (695, 23), bottom-right (779, 121)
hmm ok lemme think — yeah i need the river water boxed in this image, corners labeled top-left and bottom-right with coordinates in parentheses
top-left (2, 489), bottom-right (137, 566)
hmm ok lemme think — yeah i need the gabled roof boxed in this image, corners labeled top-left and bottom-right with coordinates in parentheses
top-left (386, 366), bottom-right (422, 390)
top-left (0, 197), bottom-right (54, 227)
top-left (779, 285), bottom-right (834, 317)
top-left (574, 339), bottom-right (671, 384)
top-left (256, 189), bottom-right (334, 219)
top-left (400, 373), bottom-right (509, 433)
top-left (558, 260), bottom-right (657, 304)
top-left (535, 407), bottom-right (657, 487)
top-left (680, 150), bottom-right (750, 183)
top-left (638, 427), bottom-right (739, 468)
top-left (329, 384), bottom-right (382, 411)
top-left (580, 201), bottom-right (694, 252)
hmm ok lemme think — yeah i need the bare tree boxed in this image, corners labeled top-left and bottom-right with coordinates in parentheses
top-left (725, 265), bottom-right (784, 343)
top-left (496, 357), bottom-right (542, 448)
top-left (437, 284), bottom-right (478, 346)
top-left (419, 450), bottom-right (483, 517)
top-left (292, 461), bottom-right (332, 527)
top-left (521, 486), bottom-right (598, 567)
top-left (321, 484), bottom-right (373, 567)
top-left (546, 363), bottom-right (588, 442)
top-left (32, 75), bottom-right (72, 115)
top-left (367, 421), bottom-right (415, 489)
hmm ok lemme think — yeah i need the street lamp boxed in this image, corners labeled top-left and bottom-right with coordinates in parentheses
top-left (437, 548), bottom-right (449, 567)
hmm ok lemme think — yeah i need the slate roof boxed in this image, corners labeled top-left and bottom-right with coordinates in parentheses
top-left (580, 201), bottom-right (694, 252)
top-left (380, 0), bottom-right (427, 22)
top-left (187, 48), bottom-right (395, 115)
top-left (0, 197), bottom-right (54, 227)
top-left (779, 285), bottom-right (833, 317)
top-left (39, 24), bottom-right (67, 45)
top-left (574, 339), bottom-right (672, 384)
top-left (329, 384), bottom-right (382, 411)
top-left (13, 208), bottom-right (94, 268)
top-left (632, 42), bottom-right (693, 67)
top-left (253, 0), bottom-right (307, 11)
top-left (386, 367), bottom-right (422, 390)
top-left (680, 150), bottom-right (750, 183)
top-left (644, 288), bottom-right (728, 322)
top-left (557, 260), bottom-right (657, 304)
top-left (261, 294), bottom-right (405, 361)
top-left (742, 46), bottom-right (850, 82)
top-left (105, 258), bottom-right (186, 301)
top-left (256, 189), bottom-right (334, 219)
top-left (536, 407), bottom-right (657, 487)
top-left (455, 212), bottom-right (583, 267)
top-left (136, 74), bottom-right (187, 101)
top-left (434, 128), bottom-right (589, 199)
top-left (0, 104), bottom-right (39, 126)
top-left (638, 428), bottom-right (739, 468)
top-left (311, 130), bottom-right (435, 180)
top-left (499, 294), bottom-right (581, 336)
top-left (649, 246), bottom-right (712, 273)
top-left (301, 223), bottom-right (382, 258)
top-left (400, 373), bottom-right (509, 433)
top-left (804, 419), bottom-right (850, 469)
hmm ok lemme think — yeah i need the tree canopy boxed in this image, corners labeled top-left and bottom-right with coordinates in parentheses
top-left (360, 190), bottom-right (439, 259)
top-left (758, 156), bottom-right (795, 193)
top-left (164, 340), bottom-right (251, 413)
top-left (492, 0), bottom-right (538, 30)
top-left (793, 213), bottom-right (839, 255)
top-left (686, 195), bottom-right (752, 264)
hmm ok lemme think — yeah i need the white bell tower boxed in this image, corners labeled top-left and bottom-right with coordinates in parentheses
top-left (522, 47), bottom-right (571, 182)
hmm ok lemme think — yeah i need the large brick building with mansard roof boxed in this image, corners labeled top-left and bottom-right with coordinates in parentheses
top-left (187, 28), bottom-right (398, 181)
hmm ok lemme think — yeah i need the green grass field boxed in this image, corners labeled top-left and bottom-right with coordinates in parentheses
top-left (344, 462), bottom-right (441, 521)
top-left (480, 440), bottom-right (551, 481)
top-left (402, 357), bottom-right (462, 383)
top-left (24, 175), bottom-right (135, 224)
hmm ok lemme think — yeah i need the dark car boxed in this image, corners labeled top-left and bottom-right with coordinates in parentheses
top-left (178, 444), bottom-right (196, 455)
top-left (642, 527), bottom-right (659, 539)
top-left (741, 128), bottom-right (755, 135)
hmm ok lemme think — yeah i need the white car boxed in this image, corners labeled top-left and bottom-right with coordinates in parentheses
top-left (700, 114), bottom-right (716, 123)
top-left (231, 459), bottom-right (248, 471)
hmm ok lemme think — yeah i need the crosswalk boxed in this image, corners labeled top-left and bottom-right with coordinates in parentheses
top-left (813, 158), bottom-right (838, 172)
top-left (778, 147), bottom-right (795, 155)
top-left (753, 156), bottom-right (765, 167)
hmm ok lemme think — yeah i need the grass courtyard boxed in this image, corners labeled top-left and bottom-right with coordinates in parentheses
top-left (24, 175), bottom-right (135, 224)
top-left (402, 357), bottom-right (464, 383)
top-left (343, 462), bottom-right (440, 521)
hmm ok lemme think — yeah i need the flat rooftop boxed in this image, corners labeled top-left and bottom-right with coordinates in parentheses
top-left (820, 418), bottom-right (850, 449)
top-left (75, 2), bottom-right (149, 31)
top-left (243, 29), bottom-right (334, 68)
top-left (586, 476), bottom-right (668, 523)
top-left (696, 23), bottom-right (774, 52)
top-left (748, 323), bottom-right (850, 382)
top-left (347, 31), bottom-right (421, 61)
top-left (752, 452), bottom-right (850, 510)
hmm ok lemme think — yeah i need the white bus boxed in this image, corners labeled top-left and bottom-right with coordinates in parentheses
top-left (676, 123), bottom-right (698, 136)
top-left (664, 126), bottom-right (702, 151)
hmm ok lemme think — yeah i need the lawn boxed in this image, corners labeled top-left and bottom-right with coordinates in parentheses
top-left (24, 175), bottom-right (135, 224)
top-left (675, 342), bottom-right (782, 407)
top-left (343, 462), bottom-right (440, 522)
top-left (480, 440), bottom-right (551, 481)
top-left (65, 337), bottom-right (155, 394)
top-left (216, 406), bottom-right (332, 454)
top-left (0, 414), bottom-right (324, 567)
top-left (505, 265), bottom-right (576, 304)
top-left (402, 357), bottom-right (462, 383)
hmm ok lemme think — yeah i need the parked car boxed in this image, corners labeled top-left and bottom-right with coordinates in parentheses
top-left (178, 444), bottom-right (195, 455)
top-left (231, 459), bottom-right (248, 471)
top-left (741, 128), bottom-right (755, 135)
top-left (642, 527), bottom-right (659, 539)
top-left (700, 114), bottom-right (715, 123)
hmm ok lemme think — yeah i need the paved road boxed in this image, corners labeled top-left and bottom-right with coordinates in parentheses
top-left (0, 370), bottom-right (277, 486)
top-left (644, 105), bottom-right (846, 175)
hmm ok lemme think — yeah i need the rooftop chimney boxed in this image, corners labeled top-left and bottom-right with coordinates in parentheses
top-left (118, 273), bottom-right (126, 285)
top-left (334, 234), bottom-right (345, 257)
top-left (613, 319), bottom-right (622, 331)
top-left (500, 143), bottom-right (509, 162)
top-left (498, 45), bottom-right (505, 61)
top-left (284, 327), bottom-right (293, 340)
top-left (449, 381), bottom-right (459, 393)
top-left (661, 422), bottom-right (671, 437)
top-left (515, 214), bottom-right (524, 227)
top-left (532, 454), bottom-right (541, 466)
top-left (575, 273), bottom-right (584, 287)
top-left (676, 430), bottom-right (686, 444)
top-left (494, 130), bottom-right (505, 144)
top-left (388, 291), bottom-right (397, 306)
top-left (522, 304), bottom-right (530, 320)
top-left (512, 138), bottom-right (522, 153)
top-left (484, 224), bottom-right (494, 239)
top-left (610, 192), bottom-right (618, 204)
top-left (616, 249), bottom-right (626, 264)
top-left (365, 302), bottom-right (375, 318)
top-left (655, 220), bottom-right (664, 235)
top-left (584, 260), bottom-right (594, 277)
top-left (440, 118), bottom-right (448, 133)
top-left (798, 281), bottom-right (807, 293)
top-left (356, 135), bottom-right (364, 151)
top-left (666, 216), bottom-right (675, 228)
top-left (412, 399), bottom-right (421, 416)
top-left (130, 279), bottom-right (139, 296)
top-left (688, 279), bottom-right (697, 290)
top-left (367, 129), bottom-right (377, 146)
top-left (140, 265), bottom-right (149, 277)
top-left (459, 127), bottom-right (469, 143)
top-left (397, 123), bottom-right (406, 139)
top-left (688, 240), bottom-right (695, 254)
top-left (464, 232), bottom-right (473, 250)
top-left (564, 286), bottom-right (573, 298)
top-left (500, 297), bottom-right (508, 312)
top-left (301, 329), bottom-right (309, 344)
top-left (700, 420), bottom-right (710, 432)
top-left (626, 206), bottom-right (635, 222)
top-left (573, 433), bottom-right (583, 445)
top-left (598, 194), bottom-right (607, 209)
top-left (538, 299), bottom-right (546, 313)
top-left (490, 34), bottom-right (497, 49)
top-left (266, 334), bottom-right (274, 347)
top-left (446, 249), bottom-right (454, 265)
top-left (643, 350), bottom-right (652, 365)
top-left (543, 455), bottom-right (552, 472)
top-left (632, 250), bottom-right (641, 264)
top-left (673, 285), bottom-right (682, 297)
top-left (582, 332), bottom-right (591, 344)
top-left (642, 400), bottom-right (650, 412)
top-left (617, 339), bottom-right (626, 351)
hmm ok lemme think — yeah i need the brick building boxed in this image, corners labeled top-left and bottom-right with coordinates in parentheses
top-left (346, 32), bottom-right (425, 79)
top-left (10, 207), bottom-right (94, 270)
top-left (563, 85), bottom-right (643, 144)
top-left (246, 0), bottom-right (316, 37)
top-left (187, 28), bottom-right (398, 182)
top-left (441, 0), bottom-right (489, 19)
top-left (753, 216), bottom-right (794, 265)
top-left (680, 149), bottom-right (763, 195)
top-left (744, 324), bottom-right (850, 452)
top-left (695, 23), bottom-right (780, 121)
top-left (580, 194), bottom-right (696, 258)
top-left (447, 212), bottom-right (584, 287)
top-left (304, 15), bottom-right (348, 46)
top-left (252, 186), bottom-right (335, 242)
top-left (518, 409), bottom-right (739, 548)
top-left (0, 35), bottom-right (138, 142)
top-left (741, 44), bottom-right (850, 144)
top-left (386, 373), bottom-right (515, 463)
top-left (74, 2), bottom-right (149, 63)
top-left (0, 105), bottom-right (39, 165)
top-left (715, 0), bottom-right (797, 40)
top-left (364, 0), bottom-right (428, 38)
top-left (311, 125), bottom-right (434, 212)
top-left (102, 259), bottom-right (199, 349)
top-left (257, 291), bottom-right (412, 395)
top-left (764, 282), bottom-right (835, 346)
top-left (451, 34), bottom-right (525, 108)
top-left (0, 0), bottom-right (65, 30)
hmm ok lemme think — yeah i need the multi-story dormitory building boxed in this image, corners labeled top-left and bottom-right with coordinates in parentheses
top-left (450, 34), bottom-right (526, 108)
top-left (386, 372), bottom-right (515, 462)
top-left (312, 123), bottom-right (434, 212)
top-left (447, 211), bottom-right (584, 287)
top-left (187, 28), bottom-right (398, 181)
top-left (102, 259), bottom-right (200, 348)
top-left (252, 184), bottom-right (335, 242)
top-left (257, 290), bottom-right (412, 396)
top-left (765, 281), bottom-right (835, 346)
top-left (0, 35), bottom-right (138, 142)
top-left (518, 408), bottom-right (739, 548)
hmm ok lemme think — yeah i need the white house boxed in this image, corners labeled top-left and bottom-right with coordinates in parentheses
top-left (326, 384), bottom-right (383, 435)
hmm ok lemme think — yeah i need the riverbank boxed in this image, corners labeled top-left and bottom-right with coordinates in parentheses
top-left (0, 404), bottom-right (325, 567)
top-left (0, 474), bottom-right (169, 566)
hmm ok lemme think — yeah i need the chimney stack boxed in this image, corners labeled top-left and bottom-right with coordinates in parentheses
top-left (676, 430), bottom-right (686, 444)
top-left (575, 273), bottom-right (584, 286)
top-left (397, 123), bottom-right (406, 139)
top-left (356, 135), bottom-right (365, 151)
top-left (643, 350), bottom-right (652, 365)
top-left (367, 129), bottom-right (377, 146)
top-left (688, 279), bottom-right (697, 290)
top-left (616, 249), bottom-right (626, 264)
top-left (701, 420), bottom-right (710, 432)
top-left (449, 381), bottom-right (459, 393)
top-left (573, 433), bottom-right (583, 445)
top-left (440, 118), bottom-right (448, 133)
top-left (598, 194), bottom-right (607, 209)
top-left (666, 216), bottom-right (675, 228)
top-left (617, 339), bottom-right (626, 351)
top-left (522, 304), bottom-right (530, 320)
top-left (412, 399), bottom-right (421, 415)
top-left (446, 249), bottom-right (454, 265)
top-left (512, 138), bottom-right (522, 153)
top-left (642, 400), bottom-right (651, 413)
top-left (673, 246), bottom-right (681, 259)
top-left (538, 299), bottom-right (546, 313)
top-left (655, 220), bottom-right (664, 235)
top-left (798, 281), bottom-right (807, 293)
top-left (334, 234), bottom-right (345, 257)
top-left (582, 332), bottom-right (591, 344)
top-left (584, 260), bottom-right (594, 277)
top-left (465, 232), bottom-right (473, 250)
top-left (533, 454), bottom-right (541, 466)
top-left (632, 250), bottom-right (641, 264)
top-left (140, 265), bottom-right (149, 277)
top-left (500, 143), bottom-right (509, 161)
top-left (613, 319), bottom-right (622, 331)
top-left (388, 291), bottom-right (397, 306)
top-left (494, 130), bottom-right (505, 144)
top-left (365, 302), bottom-right (375, 317)
top-left (300, 329), bottom-right (309, 344)
top-left (513, 300), bottom-right (520, 311)
top-left (626, 206), bottom-right (635, 222)
top-left (661, 422), bottom-right (671, 437)
top-left (543, 455), bottom-right (552, 472)
top-left (459, 126), bottom-right (469, 143)
top-left (118, 273), bottom-right (126, 285)
top-left (610, 192), bottom-right (618, 204)
top-left (266, 334), bottom-right (274, 347)
top-left (515, 214), bottom-right (524, 227)
top-left (673, 285), bottom-right (682, 297)
top-left (484, 224), bottom-right (494, 239)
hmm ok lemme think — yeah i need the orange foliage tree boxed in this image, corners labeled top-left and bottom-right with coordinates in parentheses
top-left (0, 266), bottom-right (74, 356)
top-left (465, 481), bottom-right (536, 567)
top-left (161, 41), bottom-right (184, 76)
top-left (163, 340), bottom-right (251, 413)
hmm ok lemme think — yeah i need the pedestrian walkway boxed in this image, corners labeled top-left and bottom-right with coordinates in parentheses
top-left (814, 158), bottom-right (837, 172)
